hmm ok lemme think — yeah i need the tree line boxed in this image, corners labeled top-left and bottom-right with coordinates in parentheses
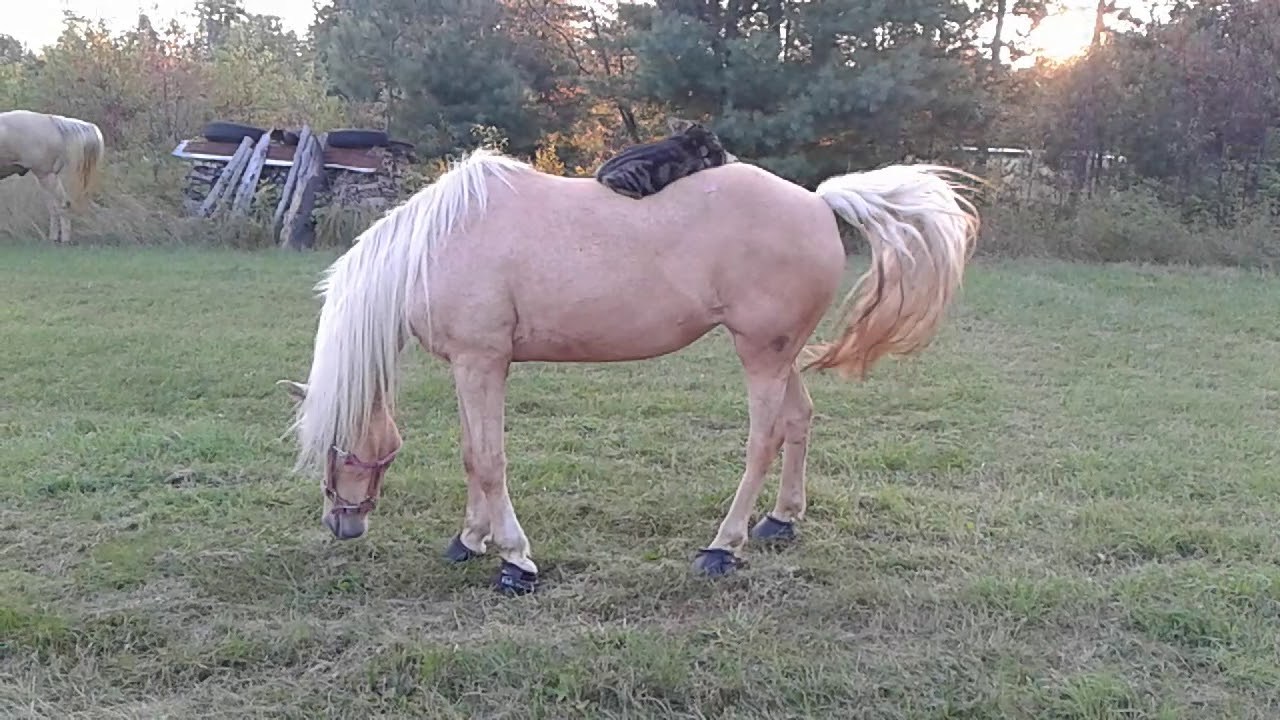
top-left (0, 0), bottom-right (1277, 259)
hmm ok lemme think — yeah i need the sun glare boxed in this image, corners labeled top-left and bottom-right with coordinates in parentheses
top-left (1025, 9), bottom-right (1097, 64)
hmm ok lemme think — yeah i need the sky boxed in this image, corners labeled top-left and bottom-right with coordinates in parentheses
top-left (7, 0), bottom-right (1103, 65)
top-left (7, 0), bottom-right (317, 51)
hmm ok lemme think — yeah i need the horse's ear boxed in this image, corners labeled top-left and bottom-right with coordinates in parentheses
top-left (277, 379), bottom-right (308, 404)
top-left (667, 117), bottom-right (695, 134)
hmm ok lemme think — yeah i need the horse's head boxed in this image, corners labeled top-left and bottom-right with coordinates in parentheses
top-left (279, 379), bottom-right (403, 540)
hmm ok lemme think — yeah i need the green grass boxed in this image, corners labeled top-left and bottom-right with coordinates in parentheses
top-left (2, 244), bottom-right (1279, 719)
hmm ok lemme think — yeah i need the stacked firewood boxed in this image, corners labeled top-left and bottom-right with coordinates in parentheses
top-left (181, 162), bottom-right (227, 211)
top-left (327, 169), bottom-right (402, 209)
top-left (182, 150), bottom-right (412, 212)
top-left (182, 162), bottom-right (293, 213)
top-left (175, 128), bottom-right (420, 249)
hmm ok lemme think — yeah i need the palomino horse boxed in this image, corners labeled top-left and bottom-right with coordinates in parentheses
top-left (0, 109), bottom-right (105, 244)
top-left (279, 148), bottom-right (980, 595)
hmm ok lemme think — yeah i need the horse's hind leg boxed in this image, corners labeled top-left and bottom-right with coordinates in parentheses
top-left (693, 333), bottom-right (792, 575)
top-left (750, 369), bottom-right (813, 543)
top-left (449, 354), bottom-right (538, 595)
top-left (36, 172), bottom-right (71, 244)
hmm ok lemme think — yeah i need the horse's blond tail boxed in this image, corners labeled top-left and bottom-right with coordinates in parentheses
top-left (57, 118), bottom-right (104, 211)
top-left (801, 164), bottom-right (981, 380)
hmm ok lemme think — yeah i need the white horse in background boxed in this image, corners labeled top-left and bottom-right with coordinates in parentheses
top-left (0, 109), bottom-right (104, 244)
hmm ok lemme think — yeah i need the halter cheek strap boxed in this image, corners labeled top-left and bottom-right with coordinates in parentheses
top-left (325, 445), bottom-right (399, 516)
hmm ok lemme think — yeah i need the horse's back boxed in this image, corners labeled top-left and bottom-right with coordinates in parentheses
top-left (0, 110), bottom-right (60, 167)
top-left (424, 161), bottom-right (846, 362)
top-left (501, 162), bottom-right (839, 265)
top-left (529, 162), bottom-right (839, 287)
top-left (0, 110), bottom-right (100, 146)
top-left (0, 109), bottom-right (53, 138)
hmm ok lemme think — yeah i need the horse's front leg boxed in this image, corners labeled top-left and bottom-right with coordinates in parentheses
top-left (449, 354), bottom-right (538, 595)
top-left (444, 397), bottom-right (491, 563)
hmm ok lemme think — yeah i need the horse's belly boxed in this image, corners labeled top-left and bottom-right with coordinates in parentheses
top-left (509, 286), bottom-right (719, 363)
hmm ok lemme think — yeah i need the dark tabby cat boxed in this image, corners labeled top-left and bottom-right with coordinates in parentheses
top-left (595, 118), bottom-right (736, 200)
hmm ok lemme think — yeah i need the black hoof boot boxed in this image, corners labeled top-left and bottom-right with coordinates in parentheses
top-left (493, 561), bottom-right (538, 596)
top-left (691, 548), bottom-right (742, 577)
top-left (444, 534), bottom-right (482, 564)
top-left (750, 514), bottom-right (797, 543)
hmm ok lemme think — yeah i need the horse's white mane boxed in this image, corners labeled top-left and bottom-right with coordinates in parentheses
top-left (290, 147), bottom-right (532, 475)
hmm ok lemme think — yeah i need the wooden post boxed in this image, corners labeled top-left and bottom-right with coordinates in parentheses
top-left (280, 132), bottom-right (327, 250)
top-left (273, 124), bottom-right (312, 235)
top-left (198, 136), bottom-right (252, 217)
top-left (231, 131), bottom-right (273, 216)
top-left (208, 138), bottom-right (257, 217)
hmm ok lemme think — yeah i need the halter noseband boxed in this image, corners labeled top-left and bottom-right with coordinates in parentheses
top-left (325, 445), bottom-right (398, 516)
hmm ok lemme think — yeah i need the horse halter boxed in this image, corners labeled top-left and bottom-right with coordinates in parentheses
top-left (325, 445), bottom-right (398, 516)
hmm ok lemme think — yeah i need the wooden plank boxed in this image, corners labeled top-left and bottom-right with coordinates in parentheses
top-left (175, 138), bottom-right (384, 172)
top-left (277, 133), bottom-right (314, 248)
top-left (197, 136), bottom-right (252, 217)
top-left (273, 124), bottom-right (312, 234)
top-left (280, 132), bottom-right (327, 250)
top-left (289, 172), bottom-right (324, 251)
top-left (231, 131), bottom-right (274, 216)
top-left (210, 143), bottom-right (254, 217)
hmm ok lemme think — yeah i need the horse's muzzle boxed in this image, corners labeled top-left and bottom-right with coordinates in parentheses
top-left (324, 510), bottom-right (368, 540)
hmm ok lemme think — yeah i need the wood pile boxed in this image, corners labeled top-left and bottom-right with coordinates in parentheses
top-left (183, 163), bottom-right (295, 215)
top-left (326, 148), bottom-right (411, 210)
top-left (170, 122), bottom-right (416, 249)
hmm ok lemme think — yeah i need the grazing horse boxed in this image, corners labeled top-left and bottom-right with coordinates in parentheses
top-left (279, 148), bottom-right (980, 595)
top-left (0, 109), bottom-right (105, 244)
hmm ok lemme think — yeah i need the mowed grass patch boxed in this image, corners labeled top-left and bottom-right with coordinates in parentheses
top-left (2, 244), bottom-right (1278, 718)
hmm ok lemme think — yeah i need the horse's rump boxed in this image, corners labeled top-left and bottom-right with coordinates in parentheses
top-left (51, 115), bottom-right (105, 210)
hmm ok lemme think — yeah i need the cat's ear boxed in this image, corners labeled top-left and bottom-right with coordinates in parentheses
top-left (667, 117), bottom-right (695, 134)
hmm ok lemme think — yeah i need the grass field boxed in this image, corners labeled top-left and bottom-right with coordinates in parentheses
top-left (2, 243), bottom-right (1279, 719)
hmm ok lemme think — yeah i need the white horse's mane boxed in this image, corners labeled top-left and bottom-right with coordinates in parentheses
top-left (290, 147), bottom-right (532, 474)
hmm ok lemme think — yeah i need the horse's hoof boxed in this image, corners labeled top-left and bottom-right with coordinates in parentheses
top-left (750, 514), bottom-right (797, 543)
top-left (493, 561), bottom-right (538, 596)
top-left (444, 534), bottom-right (482, 564)
top-left (691, 548), bottom-right (742, 577)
